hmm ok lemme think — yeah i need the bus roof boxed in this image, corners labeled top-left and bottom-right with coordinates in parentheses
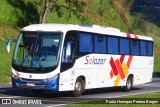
top-left (22, 24), bottom-right (153, 41)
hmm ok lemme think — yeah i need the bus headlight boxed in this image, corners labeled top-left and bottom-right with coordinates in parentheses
top-left (45, 74), bottom-right (58, 82)
top-left (12, 73), bottom-right (19, 79)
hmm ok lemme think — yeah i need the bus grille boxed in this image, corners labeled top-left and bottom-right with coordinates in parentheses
top-left (20, 78), bottom-right (42, 82)
top-left (17, 83), bottom-right (46, 89)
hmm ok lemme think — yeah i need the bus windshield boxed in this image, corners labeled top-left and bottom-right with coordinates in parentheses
top-left (13, 32), bottom-right (62, 69)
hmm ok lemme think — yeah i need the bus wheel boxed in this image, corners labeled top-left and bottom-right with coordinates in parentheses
top-left (72, 78), bottom-right (83, 97)
top-left (123, 76), bottom-right (133, 92)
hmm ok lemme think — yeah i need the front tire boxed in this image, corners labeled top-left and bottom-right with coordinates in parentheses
top-left (72, 78), bottom-right (84, 97)
top-left (123, 76), bottom-right (133, 92)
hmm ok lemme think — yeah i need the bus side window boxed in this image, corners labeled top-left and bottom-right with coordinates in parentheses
top-left (140, 40), bottom-right (147, 56)
top-left (62, 41), bottom-right (74, 62)
top-left (94, 35), bottom-right (107, 53)
top-left (147, 41), bottom-right (153, 56)
top-left (79, 33), bottom-right (93, 53)
top-left (131, 39), bottom-right (139, 56)
top-left (120, 38), bottom-right (129, 55)
top-left (108, 37), bottom-right (118, 54)
top-left (62, 31), bottom-right (77, 63)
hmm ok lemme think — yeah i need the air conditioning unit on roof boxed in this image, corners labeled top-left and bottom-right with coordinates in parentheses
top-left (93, 25), bottom-right (121, 32)
top-left (79, 24), bottom-right (121, 32)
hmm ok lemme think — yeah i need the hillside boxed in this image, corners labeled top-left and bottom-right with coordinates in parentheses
top-left (0, 0), bottom-right (160, 82)
top-left (132, 0), bottom-right (160, 26)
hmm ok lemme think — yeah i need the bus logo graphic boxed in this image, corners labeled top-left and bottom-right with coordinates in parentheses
top-left (109, 55), bottom-right (133, 86)
top-left (85, 56), bottom-right (106, 65)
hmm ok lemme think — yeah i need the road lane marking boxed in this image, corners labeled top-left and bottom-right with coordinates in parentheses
top-left (0, 96), bottom-right (22, 98)
top-left (140, 84), bottom-right (160, 87)
top-left (45, 104), bottom-right (67, 107)
top-left (135, 83), bottom-right (160, 87)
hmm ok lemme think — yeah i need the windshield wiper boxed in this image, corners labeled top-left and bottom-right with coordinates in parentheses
top-left (19, 47), bottom-right (31, 69)
top-left (30, 33), bottom-right (43, 67)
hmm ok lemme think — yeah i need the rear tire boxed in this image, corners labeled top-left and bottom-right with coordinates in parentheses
top-left (123, 76), bottom-right (133, 92)
top-left (72, 78), bottom-right (84, 97)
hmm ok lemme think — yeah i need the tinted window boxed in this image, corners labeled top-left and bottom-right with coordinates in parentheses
top-left (79, 33), bottom-right (93, 52)
top-left (140, 40), bottom-right (147, 56)
top-left (62, 31), bottom-right (77, 62)
top-left (13, 32), bottom-right (62, 68)
top-left (108, 37), bottom-right (118, 54)
top-left (131, 40), bottom-right (139, 55)
top-left (147, 41), bottom-right (153, 56)
top-left (120, 38), bottom-right (129, 54)
top-left (94, 35), bottom-right (107, 53)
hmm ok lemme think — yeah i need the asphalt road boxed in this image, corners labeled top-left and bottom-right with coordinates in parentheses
top-left (0, 77), bottom-right (160, 107)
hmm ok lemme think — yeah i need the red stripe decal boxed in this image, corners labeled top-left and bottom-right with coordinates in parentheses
top-left (127, 55), bottom-right (133, 68)
top-left (115, 59), bottom-right (125, 79)
top-left (110, 57), bottom-right (118, 76)
top-left (127, 33), bottom-right (131, 38)
top-left (134, 34), bottom-right (138, 39)
top-left (120, 55), bottom-right (125, 64)
top-left (110, 70), bottom-right (114, 78)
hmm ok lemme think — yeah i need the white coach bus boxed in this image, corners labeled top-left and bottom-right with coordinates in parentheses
top-left (6, 24), bottom-right (153, 97)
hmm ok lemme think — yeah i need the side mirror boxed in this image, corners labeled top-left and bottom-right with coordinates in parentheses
top-left (6, 39), bottom-right (17, 53)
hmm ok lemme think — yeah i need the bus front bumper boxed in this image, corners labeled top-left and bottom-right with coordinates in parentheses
top-left (11, 74), bottom-right (59, 91)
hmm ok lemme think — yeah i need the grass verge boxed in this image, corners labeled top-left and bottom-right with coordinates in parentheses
top-left (65, 92), bottom-right (160, 107)
top-left (0, 25), bottom-right (19, 83)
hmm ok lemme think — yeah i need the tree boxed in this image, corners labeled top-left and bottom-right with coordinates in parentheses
top-left (35, 0), bottom-right (86, 23)
top-left (35, 0), bottom-right (53, 23)
top-left (40, 0), bottom-right (50, 23)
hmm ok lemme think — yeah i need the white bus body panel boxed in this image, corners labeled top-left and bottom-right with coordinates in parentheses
top-left (59, 54), bottom-right (153, 91)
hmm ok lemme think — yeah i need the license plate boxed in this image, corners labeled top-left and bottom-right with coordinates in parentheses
top-left (26, 83), bottom-right (35, 87)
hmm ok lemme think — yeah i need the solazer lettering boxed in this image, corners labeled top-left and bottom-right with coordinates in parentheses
top-left (85, 56), bottom-right (106, 65)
